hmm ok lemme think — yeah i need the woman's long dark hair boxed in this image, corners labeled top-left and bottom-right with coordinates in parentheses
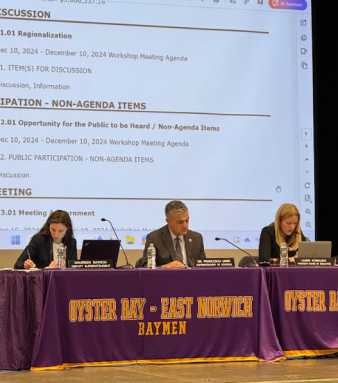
top-left (38, 210), bottom-right (74, 240)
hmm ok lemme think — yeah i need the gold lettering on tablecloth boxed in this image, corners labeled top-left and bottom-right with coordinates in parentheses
top-left (284, 290), bottom-right (326, 312)
top-left (69, 299), bottom-right (117, 322)
top-left (161, 297), bottom-right (193, 319)
top-left (138, 321), bottom-right (186, 335)
top-left (197, 296), bottom-right (253, 318)
top-left (121, 298), bottom-right (146, 320)
top-left (328, 290), bottom-right (338, 311)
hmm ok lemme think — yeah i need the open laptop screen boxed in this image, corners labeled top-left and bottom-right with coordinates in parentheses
top-left (81, 240), bottom-right (120, 268)
top-left (298, 241), bottom-right (332, 259)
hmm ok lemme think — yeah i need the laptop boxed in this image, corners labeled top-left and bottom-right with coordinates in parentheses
top-left (80, 239), bottom-right (120, 268)
top-left (298, 241), bottom-right (332, 258)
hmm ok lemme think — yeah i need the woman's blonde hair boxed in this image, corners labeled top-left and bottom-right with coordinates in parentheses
top-left (274, 203), bottom-right (301, 250)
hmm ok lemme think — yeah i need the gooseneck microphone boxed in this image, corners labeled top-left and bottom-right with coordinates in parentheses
top-left (101, 218), bottom-right (133, 269)
top-left (215, 237), bottom-right (258, 267)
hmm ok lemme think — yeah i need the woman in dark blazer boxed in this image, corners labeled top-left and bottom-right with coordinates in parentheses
top-left (259, 203), bottom-right (307, 263)
top-left (14, 210), bottom-right (77, 269)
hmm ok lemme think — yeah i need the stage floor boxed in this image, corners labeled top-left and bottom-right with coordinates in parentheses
top-left (2, 358), bottom-right (338, 383)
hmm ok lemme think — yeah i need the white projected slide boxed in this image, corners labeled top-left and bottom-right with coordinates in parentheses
top-left (0, 0), bottom-right (314, 250)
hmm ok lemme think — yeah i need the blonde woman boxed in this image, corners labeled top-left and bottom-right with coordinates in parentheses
top-left (259, 203), bottom-right (307, 263)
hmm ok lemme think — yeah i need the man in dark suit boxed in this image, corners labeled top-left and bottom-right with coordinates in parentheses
top-left (142, 200), bottom-right (206, 268)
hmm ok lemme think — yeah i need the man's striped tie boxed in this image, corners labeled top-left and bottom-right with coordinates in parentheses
top-left (175, 237), bottom-right (184, 263)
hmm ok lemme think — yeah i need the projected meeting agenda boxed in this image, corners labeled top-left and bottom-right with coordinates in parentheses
top-left (0, 0), bottom-right (313, 250)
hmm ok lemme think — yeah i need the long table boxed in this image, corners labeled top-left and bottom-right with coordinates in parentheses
top-left (0, 270), bottom-right (44, 370)
top-left (3, 267), bottom-right (338, 370)
top-left (265, 267), bottom-right (338, 357)
top-left (31, 268), bottom-right (283, 370)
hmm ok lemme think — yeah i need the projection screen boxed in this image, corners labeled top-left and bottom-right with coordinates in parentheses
top-left (0, 0), bottom-right (314, 251)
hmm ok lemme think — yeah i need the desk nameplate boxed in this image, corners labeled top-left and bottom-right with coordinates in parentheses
top-left (195, 258), bottom-right (235, 268)
top-left (68, 259), bottom-right (113, 269)
top-left (295, 258), bottom-right (335, 267)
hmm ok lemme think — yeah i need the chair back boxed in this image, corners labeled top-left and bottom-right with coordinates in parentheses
top-left (238, 255), bottom-right (259, 267)
top-left (135, 257), bottom-right (145, 268)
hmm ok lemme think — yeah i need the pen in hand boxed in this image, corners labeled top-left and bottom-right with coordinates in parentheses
top-left (25, 248), bottom-right (36, 269)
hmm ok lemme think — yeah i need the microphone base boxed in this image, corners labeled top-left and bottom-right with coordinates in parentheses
top-left (117, 264), bottom-right (134, 269)
top-left (259, 261), bottom-right (270, 267)
top-left (241, 263), bottom-right (258, 268)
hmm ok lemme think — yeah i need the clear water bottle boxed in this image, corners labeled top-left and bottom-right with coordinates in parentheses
top-left (147, 243), bottom-right (156, 269)
top-left (57, 243), bottom-right (67, 270)
top-left (280, 243), bottom-right (288, 267)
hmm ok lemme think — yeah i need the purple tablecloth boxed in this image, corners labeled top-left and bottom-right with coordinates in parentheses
top-left (265, 267), bottom-right (338, 357)
top-left (31, 268), bottom-right (283, 369)
top-left (0, 270), bottom-right (44, 370)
